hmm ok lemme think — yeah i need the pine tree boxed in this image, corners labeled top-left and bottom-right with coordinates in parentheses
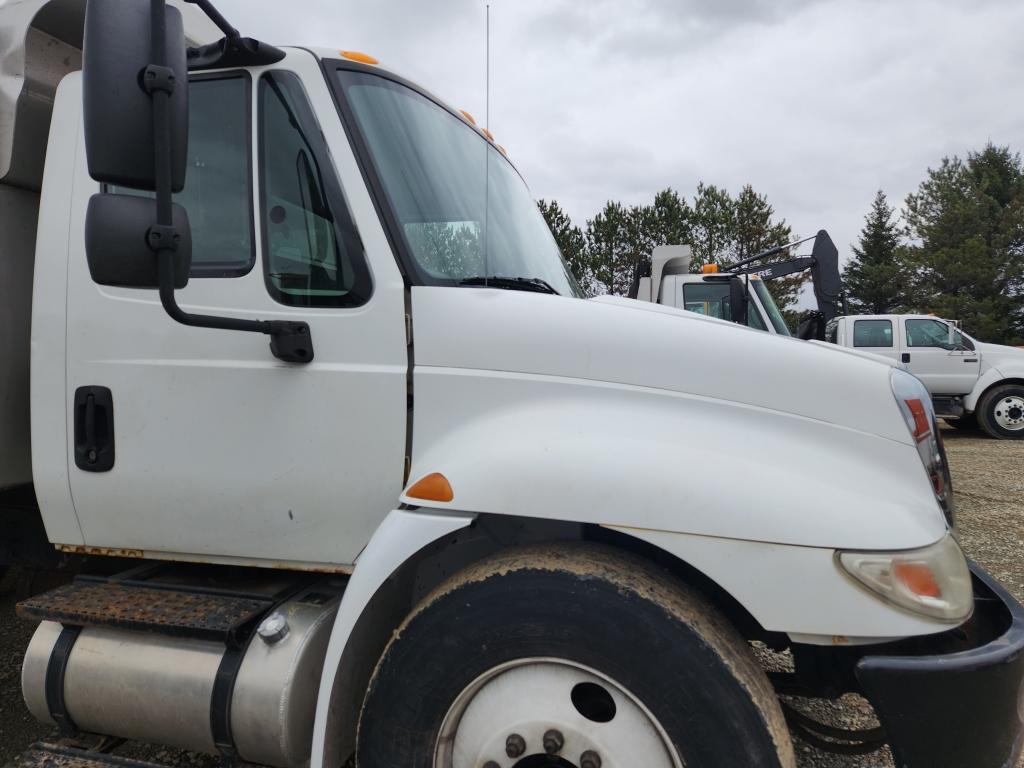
top-left (731, 185), bottom-right (799, 320)
top-left (845, 190), bottom-right (908, 314)
top-left (689, 183), bottom-right (798, 323)
top-left (688, 183), bottom-right (735, 271)
top-left (584, 201), bottom-right (636, 296)
top-left (903, 144), bottom-right (1024, 343)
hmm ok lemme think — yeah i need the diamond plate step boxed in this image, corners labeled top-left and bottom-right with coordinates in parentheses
top-left (17, 580), bottom-right (274, 644)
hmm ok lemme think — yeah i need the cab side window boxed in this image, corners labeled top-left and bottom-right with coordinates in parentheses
top-left (683, 283), bottom-right (731, 319)
top-left (112, 74), bottom-right (254, 277)
top-left (853, 319), bottom-right (893, 347)
top-left (259, 71), bottom-right (371, 307)
top-left (906, 319), bottom-right (951, 348)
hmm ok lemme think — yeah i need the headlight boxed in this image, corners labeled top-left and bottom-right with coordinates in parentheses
top-left (838, 533), bottom-right (973, 622)
top-left (891, 369), bottom-right (955, 527)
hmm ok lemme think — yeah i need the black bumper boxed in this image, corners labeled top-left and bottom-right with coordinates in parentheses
top-left (856, 561), bottom-right (1024, 768)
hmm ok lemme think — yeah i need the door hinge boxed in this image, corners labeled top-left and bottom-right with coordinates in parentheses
top-left (405, 313), bottom-right (413, 347)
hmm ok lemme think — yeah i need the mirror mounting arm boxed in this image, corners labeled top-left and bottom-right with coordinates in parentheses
top-left (144, 0), bottom-right (313, 364)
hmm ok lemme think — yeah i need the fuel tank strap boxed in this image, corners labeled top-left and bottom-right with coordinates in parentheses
top-left (45, 625), bottom-right (82, 736)
top-left (210, 644), bottom-right (245, 764)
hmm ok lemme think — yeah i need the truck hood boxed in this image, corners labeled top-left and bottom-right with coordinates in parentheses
top-left (413, 288), bottom-right (910, 444)
top-left (977, 341), bottom-right (1024, 374)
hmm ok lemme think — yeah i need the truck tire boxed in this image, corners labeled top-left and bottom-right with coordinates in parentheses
top-left (977, 384), bottom-right (1024, 439)
top-left (357, 544), bottom-right (794, 768)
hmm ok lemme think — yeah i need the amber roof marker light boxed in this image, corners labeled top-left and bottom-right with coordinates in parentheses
top-left (340, 50), bottom-right (379, 65)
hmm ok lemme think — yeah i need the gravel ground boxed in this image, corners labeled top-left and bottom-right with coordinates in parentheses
top-left (1, 425), bottom-right (1021, 767)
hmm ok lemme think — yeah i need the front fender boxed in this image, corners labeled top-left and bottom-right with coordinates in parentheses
top-left (403, 366), bottom-right (946, 551)
top-left (310, 508), bottom-right (474, 768)
top-left (965, 363), bottom-right (1024, 412)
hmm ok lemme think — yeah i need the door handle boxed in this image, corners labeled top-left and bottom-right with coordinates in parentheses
top-left (901, 353), bottom-right (911, 363)
top-left (964, 358), bottom-right (978, 363)
top-left (74, 386), bottom-right (115, 472)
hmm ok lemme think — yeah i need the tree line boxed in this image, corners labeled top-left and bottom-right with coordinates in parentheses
top-left (538, 184), bottom-right (805, 324)
top-left (539, 143), bottom-right (1024, 344)
top-left (845, 144), bottom-right (1023, 344)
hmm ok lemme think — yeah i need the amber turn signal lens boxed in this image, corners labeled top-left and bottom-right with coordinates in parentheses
top-left (904, 398), bottom-right (932, 442)
top-left (893, 562), bottom-right (942, 599)
top-left (406, 472), bottom-right (454, 502)
top-left (340, 50), bottom-right (379, 65)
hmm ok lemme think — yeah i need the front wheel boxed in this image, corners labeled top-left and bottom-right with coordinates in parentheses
top-left (357, 544), bottom-right (794, 768)
top-left (977, 384), bottom-right (1024, 439)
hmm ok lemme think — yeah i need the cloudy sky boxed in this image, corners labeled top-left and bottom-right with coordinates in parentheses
top-left (218, 0), bottom-right (1023, 266)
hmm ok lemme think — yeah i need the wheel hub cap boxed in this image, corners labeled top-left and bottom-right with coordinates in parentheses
top-left (994, 396), bottom-right (1024, 431)
top-left (435, 658), bottom-right (683, 768)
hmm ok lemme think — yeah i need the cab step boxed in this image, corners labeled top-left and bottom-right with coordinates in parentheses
top-left (11, 743), bottom-right (169, 768)
top-left (16, 564), bottom-right (309, 645)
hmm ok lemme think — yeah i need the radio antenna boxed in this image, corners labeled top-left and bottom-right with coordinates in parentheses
top-left (483, 2), bottom-right (491, 286)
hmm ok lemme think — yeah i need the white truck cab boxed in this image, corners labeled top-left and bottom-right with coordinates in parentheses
top-left (631, 245), bottom-right (793, 334)
top-left (1, 2), bottom-right (1023, 768)
top-left (631, 231), bottom-right (844, 341)
top-left (826, 314), bottom-right (1024, 439)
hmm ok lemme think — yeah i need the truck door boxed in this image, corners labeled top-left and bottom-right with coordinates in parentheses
top-left (850, 318), bottom-right (900, 365)
top-left (900, 318), bottom-right (981, 395)
top-left (64, 58), bottom-right (408, 567)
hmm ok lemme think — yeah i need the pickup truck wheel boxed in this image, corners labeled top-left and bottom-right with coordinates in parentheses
top-left (357, 544), bottom-right (794, 768)
top-left (978, 384), bottom-right (1024, 439)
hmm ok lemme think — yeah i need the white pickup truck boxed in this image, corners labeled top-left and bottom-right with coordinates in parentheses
top-left (1, 2), bottom-right (1023, 768)
top-left (825, 315), bottom-right (1024, 439)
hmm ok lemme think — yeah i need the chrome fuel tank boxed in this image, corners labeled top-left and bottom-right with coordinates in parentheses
top-left (22, 584), bottom-right (341, 767)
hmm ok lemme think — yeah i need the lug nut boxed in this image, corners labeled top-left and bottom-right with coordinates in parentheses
top-left (543, 729), bottom-right (564, 754)
top-left (580, 750), bottom-right (602, 768)
top-left (505, 733), bottom-right (526, 758)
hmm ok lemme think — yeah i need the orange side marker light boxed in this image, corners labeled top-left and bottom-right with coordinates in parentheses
top-left (406, 472), bottom-right (454, 502)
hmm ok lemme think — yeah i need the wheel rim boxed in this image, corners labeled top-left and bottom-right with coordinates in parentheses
top-left (993, 396), bottom-right (1024, 431)
top-left (435, 657), bottom-right (684, 768)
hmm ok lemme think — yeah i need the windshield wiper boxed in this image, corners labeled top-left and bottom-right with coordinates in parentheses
top-left (458, 276), bottom-right (558, 294)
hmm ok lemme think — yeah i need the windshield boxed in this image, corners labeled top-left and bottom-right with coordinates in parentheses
top-left (751, 278), bottom-right (791, 336)
top-left (334, 68), bottom-right (582, 297)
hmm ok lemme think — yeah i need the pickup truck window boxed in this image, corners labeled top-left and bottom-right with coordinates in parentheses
top-left (334, 68), bottom-right (582, 298)
top-left (259, 72), bottom-right (371, 307)
top-left (111, 74), bottom-right (254, 277)
top-left (906, 318), bottom-right (955, 348)
top-left (853, 319), bottom-right (893, 347)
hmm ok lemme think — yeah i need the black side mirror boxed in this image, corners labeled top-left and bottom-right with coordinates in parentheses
top-left (80, 0), bottom-right (313, 363)
top-left (86, 195), bottom-right (191, 288)
top-left (83, 0), bottom-right (188, 190)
